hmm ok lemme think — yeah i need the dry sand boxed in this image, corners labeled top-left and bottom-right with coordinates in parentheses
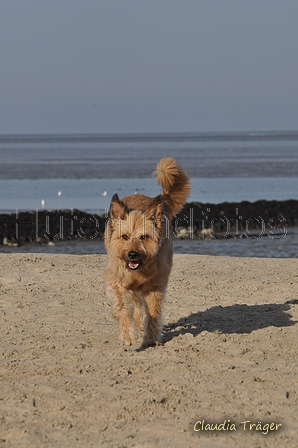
top-left (0, 253), bottom-right (297, 448)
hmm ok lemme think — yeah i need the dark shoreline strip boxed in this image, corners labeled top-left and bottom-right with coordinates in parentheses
top-left (0, 199), bottom-right (297, 246)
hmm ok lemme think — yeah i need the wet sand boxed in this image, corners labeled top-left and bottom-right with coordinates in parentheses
top-left (0, 254), bottom-right (297, 447)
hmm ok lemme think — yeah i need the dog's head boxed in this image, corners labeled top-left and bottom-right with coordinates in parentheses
top-left (107, 194), bottom-right (164, 271)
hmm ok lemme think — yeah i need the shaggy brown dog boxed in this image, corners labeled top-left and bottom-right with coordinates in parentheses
top-left (104, 158), bottom-right (190, 348)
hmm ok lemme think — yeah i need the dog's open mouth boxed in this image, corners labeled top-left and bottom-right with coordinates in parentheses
top-left (127, 251), bottom-right (142, 271)
top-left (128, 260), bottom-right (142, 270)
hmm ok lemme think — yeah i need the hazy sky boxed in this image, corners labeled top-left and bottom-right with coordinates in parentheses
top-left (1, 1), bottom-right (298, 134)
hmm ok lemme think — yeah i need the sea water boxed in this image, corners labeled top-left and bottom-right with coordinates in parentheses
top-left (1, 132), bottom-right (298, 256)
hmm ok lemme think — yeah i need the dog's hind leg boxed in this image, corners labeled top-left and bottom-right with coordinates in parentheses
top-left (134, 295), bottom-right (144, 332)
top-left (106, 285), bottom-right (138, 345)
top-left (142, 289), bottom-right (164, 348)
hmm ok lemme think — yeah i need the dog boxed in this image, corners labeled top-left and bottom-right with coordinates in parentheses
top-left (104, 158), bottom-right (190, 348)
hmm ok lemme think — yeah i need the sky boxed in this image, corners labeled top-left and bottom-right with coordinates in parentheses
top-left (1, 0), bottom-right (298, 134)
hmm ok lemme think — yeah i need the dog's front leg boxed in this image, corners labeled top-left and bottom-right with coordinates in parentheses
top-left (142, 289), bottom-right (164, 348)
top-left (106, 285), bottom-right (138, 345)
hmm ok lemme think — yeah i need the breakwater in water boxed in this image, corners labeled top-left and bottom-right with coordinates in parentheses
top-left (0, 199), bottom-right (297, 246)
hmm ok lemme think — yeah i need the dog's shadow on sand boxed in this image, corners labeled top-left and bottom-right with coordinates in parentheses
top-left (162, 299), bottom-right (298, 344)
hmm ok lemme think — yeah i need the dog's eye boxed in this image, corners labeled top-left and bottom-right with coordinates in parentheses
top-left (121, 234), bottom-right (129, 240)
top-left (139, 235), bottom-right (148, 240)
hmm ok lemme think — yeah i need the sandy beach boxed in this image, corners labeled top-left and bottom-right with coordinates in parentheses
top-left (0, 253), bottom-right (297, 447)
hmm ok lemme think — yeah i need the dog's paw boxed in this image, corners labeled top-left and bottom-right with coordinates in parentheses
top-left (141, 338), bottom-right (161, 349)
top-left (120, 332), bottom-right (136, 346)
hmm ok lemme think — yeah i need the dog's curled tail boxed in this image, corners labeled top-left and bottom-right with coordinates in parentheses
top-left (153, 158), bottom-right (191, 217)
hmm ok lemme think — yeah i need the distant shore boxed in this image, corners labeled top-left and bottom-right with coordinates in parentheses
top-left (0, 199), bottom-right (297, 246)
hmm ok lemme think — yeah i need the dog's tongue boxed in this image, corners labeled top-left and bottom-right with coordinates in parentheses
top-left (129, 261), bottom-right (139, 270)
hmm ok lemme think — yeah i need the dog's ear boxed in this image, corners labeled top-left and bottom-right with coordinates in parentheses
top-left (144, 196), bottom-right (163, 223)
top-left (110, 194), bottom-right (127, 220)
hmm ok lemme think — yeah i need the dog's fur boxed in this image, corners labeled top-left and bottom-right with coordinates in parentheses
top-left (104, 158), bottom-right (190, 347)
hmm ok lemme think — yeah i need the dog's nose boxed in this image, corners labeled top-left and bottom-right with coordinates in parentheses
top-left (128, 251), bottom-right (139, 259)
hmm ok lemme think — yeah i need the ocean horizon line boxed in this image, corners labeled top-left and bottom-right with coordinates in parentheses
top-left (1, 130), bottom-right (298, 143)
